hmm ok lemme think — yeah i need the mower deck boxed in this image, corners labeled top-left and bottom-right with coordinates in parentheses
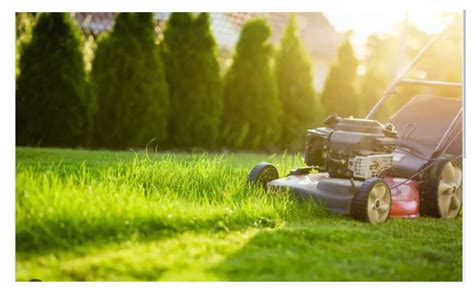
top-left (267, 173), bottom-right (420, 218)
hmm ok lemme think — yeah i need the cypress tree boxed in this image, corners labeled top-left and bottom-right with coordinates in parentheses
top-left (275, 16), bottom-right (317, 151)
top-left (321, 37), bottom-right (359, 118)
top-left (16, 13), bottom-right (88, 147)
top-left (162, 13), bottom-right (223, 149)
top-left (91, 13), bottom-right (169, 149)
top-left (221, 18), bottom-right (281, 150)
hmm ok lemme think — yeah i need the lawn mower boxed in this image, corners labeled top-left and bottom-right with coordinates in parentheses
top-left (248, 27), bottom-right (463, 224)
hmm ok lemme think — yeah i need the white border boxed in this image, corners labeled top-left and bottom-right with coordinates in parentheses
top-left (1, 0), bottom-right (472, 289)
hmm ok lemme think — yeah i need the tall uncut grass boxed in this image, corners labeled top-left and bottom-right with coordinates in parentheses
top-left (16, 148), bottom-right (324, 252)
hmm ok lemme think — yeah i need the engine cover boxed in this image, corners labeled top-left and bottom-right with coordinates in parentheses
top-left (304, 116), bottom-right (397, 180)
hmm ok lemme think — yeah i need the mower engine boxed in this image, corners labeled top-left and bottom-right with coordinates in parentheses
top-left (304, 115), bottom-right (397, 180)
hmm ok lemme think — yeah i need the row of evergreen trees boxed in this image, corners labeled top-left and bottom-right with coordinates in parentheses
top-left (16, 12), bottom-right (359, 151)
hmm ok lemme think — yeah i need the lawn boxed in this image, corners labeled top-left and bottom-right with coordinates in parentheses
top-left (15, 147), bottom-right (463, 281)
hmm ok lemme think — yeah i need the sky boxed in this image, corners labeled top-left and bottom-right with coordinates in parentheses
top-left (309, 11), bottom-right (459, 89)
top-left (324, 11), bottom-right (450, 55)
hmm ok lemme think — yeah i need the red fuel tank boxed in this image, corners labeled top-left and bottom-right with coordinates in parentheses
top-left (384, 176), bottom-right (420, 218)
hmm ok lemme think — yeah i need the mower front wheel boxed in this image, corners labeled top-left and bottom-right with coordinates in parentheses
top-left (248, 162), bottom-right (279, 188)
top-left (352, 178), bottom-right (392, 224)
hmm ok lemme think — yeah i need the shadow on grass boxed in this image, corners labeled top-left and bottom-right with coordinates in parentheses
top-left (17, 192), bottom-right (332, 256)
top-left (211, 218), bottom-right (463, 281)
top-left (16, 216), bottom-right (462, 281)
top-left (16, 213), bottom-right (283, 256)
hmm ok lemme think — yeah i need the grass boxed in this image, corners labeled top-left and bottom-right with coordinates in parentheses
top-left (16, 147), bottom-right (462, 281)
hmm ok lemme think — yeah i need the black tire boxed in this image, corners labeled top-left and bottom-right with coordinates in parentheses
top-left (420, 158), bottom-right (462, 218)
top-left (247, 162), bottom-right (279, 187)
top-left (352, 178), bottom-right (392, 224)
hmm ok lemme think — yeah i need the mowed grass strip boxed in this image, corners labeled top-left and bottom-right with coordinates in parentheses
top-left (16, 148), bottom-right (462, 281)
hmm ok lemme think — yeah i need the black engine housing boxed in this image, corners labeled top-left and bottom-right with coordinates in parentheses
top-left (304, 116), bottom-right (397, 179)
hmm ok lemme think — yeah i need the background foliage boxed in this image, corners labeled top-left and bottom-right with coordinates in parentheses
top-left (16, 13), bottom-right (89, 147)
top-left (15, 13), bottom-right (35, 78)
top-left (275, 16), bottom-right (318, 151)
top-left (221, 19), bottom-right (281, 150)
top-left (162, 12), bottom-right (223, 149)
top-left (91, 13), bottom-right (169, 149)
top-left (320, 37), bottom-right (360, 118)
top-left (16, 12), bottom-right (463, 151)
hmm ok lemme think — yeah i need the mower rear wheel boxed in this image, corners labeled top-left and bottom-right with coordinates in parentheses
top-left (421, 158), bottom-right (462, 218)
top-left (248, 162), bottom-right (279, 188)
top-left (352, 178), bottom-right (392, 224)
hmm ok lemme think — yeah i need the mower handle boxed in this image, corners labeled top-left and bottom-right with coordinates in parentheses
top-left (365, 32), bottom-right (442, 119)
top-left (365, 17), bottom-right (463, 120)
top-left (398, 79), bottom-right (462, 89)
